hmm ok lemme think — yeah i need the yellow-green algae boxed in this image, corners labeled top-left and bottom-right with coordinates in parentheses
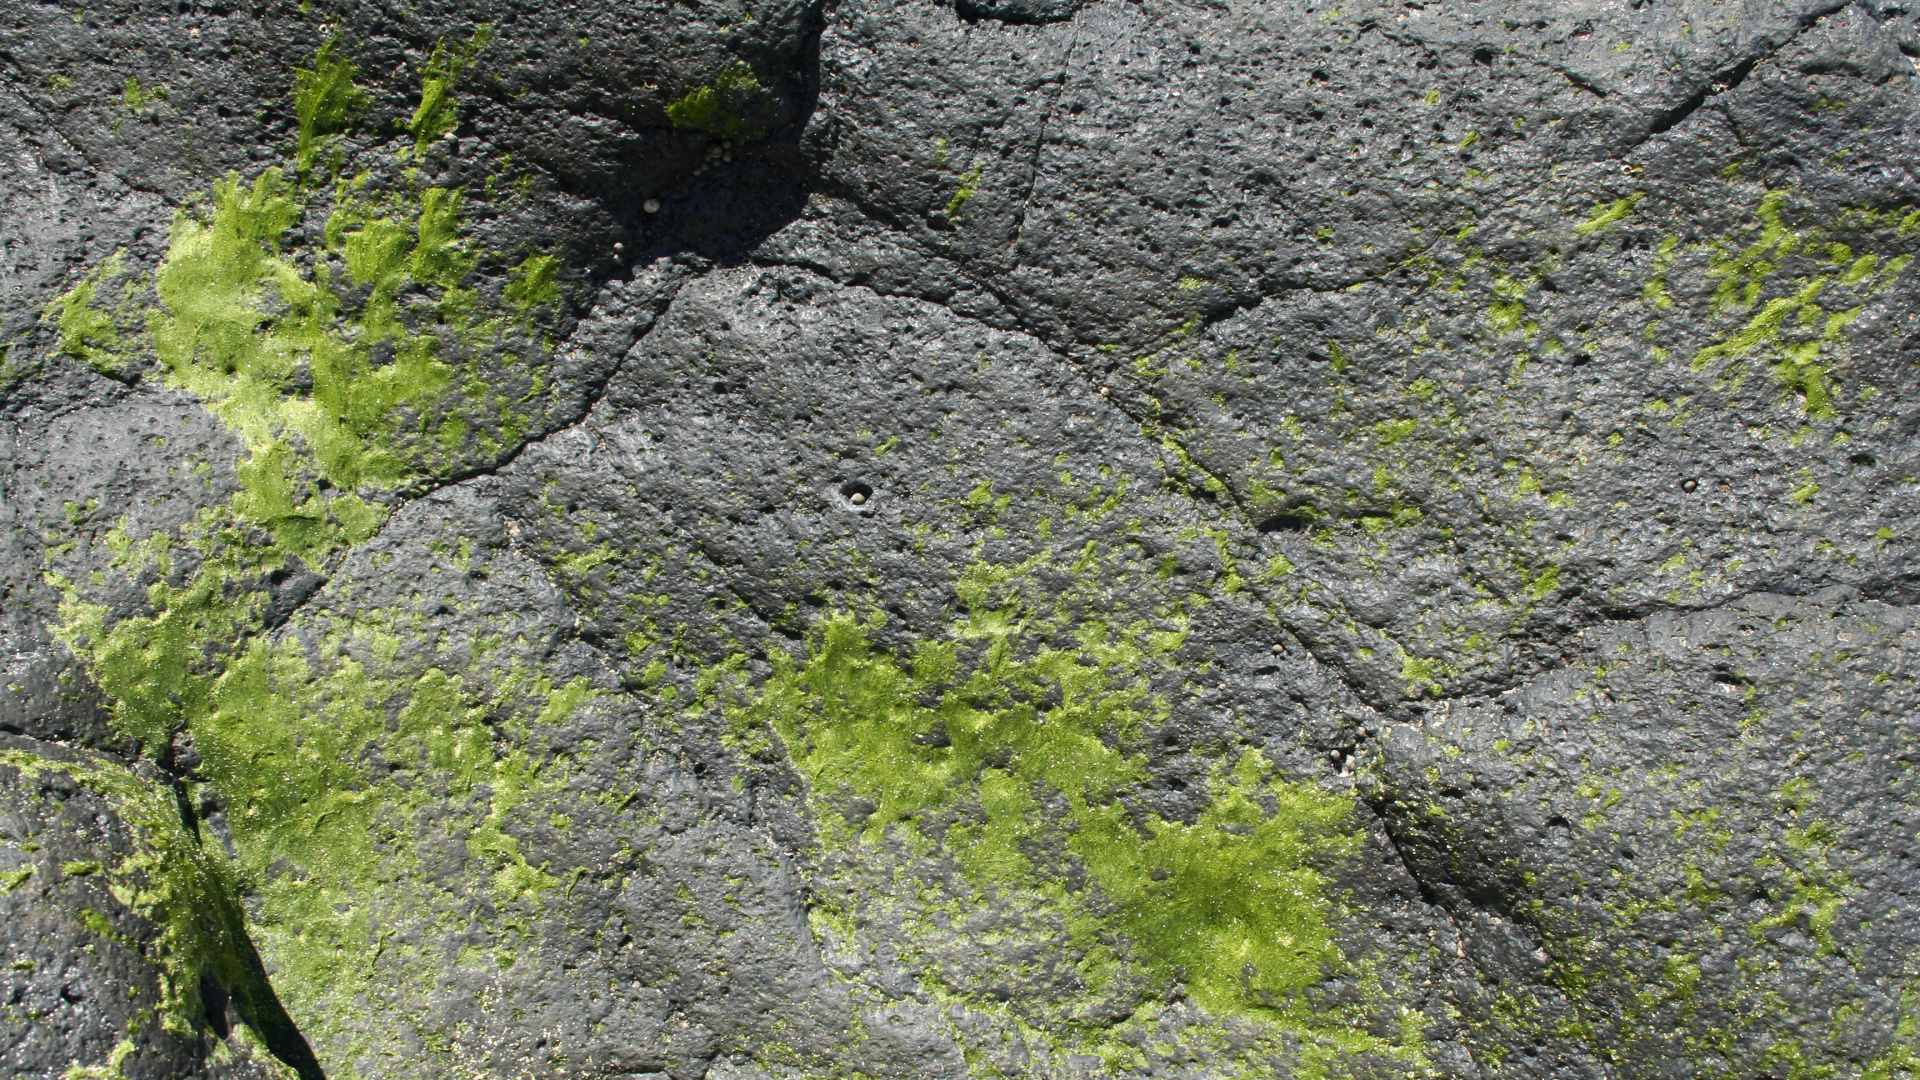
top-left (729, 555), bottom-right (1429, 1075)
top-left (292, 37), bottom-right (367, 175)
top-left (45, 251), bottom-right (131, 375)
top-left (1092, 180), bottom-right (1920, 1070)
top-left (1379, 629), bottom-right (1914, 1077)
top-left (665, 61), bottom-right (772, 139)
top-left (54, 30), bottom-right (561, 751)
top-left (1136, 183), bottom-right (1920, 712)
top-left (1691, 189), bottom-right (1911, 417)
top-left (184, 619), bottom-right (595, 1074)
top-left (407, 28), bottom-right (493, 156)
top-left (0, 746), bottom-right (314, 1078)
top-left (55, 500), bottom-right (608, 1077)
top-left (40, 35), bottom-right (606, 1077)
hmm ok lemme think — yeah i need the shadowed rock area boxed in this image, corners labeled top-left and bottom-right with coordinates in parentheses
top-left (2, 0), bottom-right (1918, 1077)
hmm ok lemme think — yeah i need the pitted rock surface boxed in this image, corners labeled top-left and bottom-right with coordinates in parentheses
top-left (3, 0), bottom-right (1919, 1077)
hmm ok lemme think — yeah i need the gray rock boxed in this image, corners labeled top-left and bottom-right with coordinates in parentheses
top-left (3, 0), bottom-right (1919, 1075)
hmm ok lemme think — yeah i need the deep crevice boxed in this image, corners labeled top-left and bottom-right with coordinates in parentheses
top-left (1639, 0), bottom-right (1853, 139)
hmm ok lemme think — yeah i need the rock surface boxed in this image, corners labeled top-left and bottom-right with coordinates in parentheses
top-left (2, 0), bottom-right (1918, 1077)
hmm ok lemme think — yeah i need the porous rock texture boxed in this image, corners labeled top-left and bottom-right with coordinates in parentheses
top-left (2, 0), bottom-right (1919, 1077)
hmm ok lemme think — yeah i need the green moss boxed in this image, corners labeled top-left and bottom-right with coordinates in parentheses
top-left (43, 38), bottom-right (598, 1076)
top-left (1486, 274), bottom-right (1528, 333)
top-left (1643, 235), bottom-right (1679, 310)
top-left (58, 518), bottom-right (604, 1075)
top-left (189, 627), bottom-right (592, 1045)
top-left (64, 1037), bottom-right (136, 1080)
top-left (407, 27), bottom-right (492, 156)
top-left (122, 76), bottom-right (163, 112)
top-left (1861, 989), bottom-right (1920, 1080)
top-left (0, 748), bottom-right (297, 1054)
top-left (731, 559), bottom-right (1416, 1065)
top-left (43, 251), bottom-right (137, 374)
top-left (665, 62), bottom-right (769, 139)
top-left (1573, 192), bottom-right (1641, 235)
top-left (505, 252), bottom-right (560, 319)
top-left (1688, 190), bottom-right (1915, 417)
top-left (47, 281), bottom-right (120, 372)
top-left (138, 154), bottom-right (555, 536)
top-left (945, 164), bottom-right (983, 225)
top-left (292, 38), bottom-right (368, 174)
top-left (1375, 418), bottom-right (1417, 445)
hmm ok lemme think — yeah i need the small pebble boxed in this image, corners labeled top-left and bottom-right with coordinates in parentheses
top-left (1681, 478), bottom-right (1698, 492)
top-left (849, 491), bottom-right (868, 506)
top-left (643, 199), bottom-right (661, 214)
top-left (1271, 642), bottom-right (1285, 654)
top-left (1099, 386), bottom-right (1111, 396)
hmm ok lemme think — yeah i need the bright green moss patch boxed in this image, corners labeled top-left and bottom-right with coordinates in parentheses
top-left (731, 560), bottom-right (1418, 1067)
top-left (54, 502), bottom-right (346, 755)
top-left (52, 39), bottom-right (559, 548)
top-left (122, 76), bottom-right (164, 112)
top-left (1690, 190), bottom-right (1913, 417)
top-left (44, 252), bottom-right (131, 374)
top-left (54, 133), bottom-right (550, 751)
top-left (155, 168), bottom-right (486, 498)
top-left (292, 37), bottom-right (368, 174)
top-left (55, 519), bottom-right (606, 1076)
top-left (665, 62), bottom-right (770, 139)
top-left (1487, 273), bottom-right (1527, 333)
top-left (1573, 192), bottom-right (1641, 235)
top-left (43, 40), bottom-right (593, 1073)
top-left (408, 27), bottom-right (492, 156)
top-left (0, 747), bottom-right (305, 1060)
top-left (945, 163), bottom-right (983, 225)
top-left (187, 627), bottom-right (593, 1050)
top-left (505, 252), bottom-right (561, 319)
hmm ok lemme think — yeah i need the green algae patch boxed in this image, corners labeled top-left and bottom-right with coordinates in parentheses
top-left (505, 252), bottom-right (561, 320)
top-left (1690, 189), bottom-right (1913, 417)
top-left (54, 525), bottom-right (273, 755)
top-left (665, 62), bottom-right (773, 139)
top-left (188, 630), bottom-right (594, 1041)
top-left (53, 138), bottom-right (560, 753)
top-left (0, 746), bottom-right (318, 1078)
top-left (945, 163), bottom-right (983, 225)
top-left (155, 168), bottom-right (483, 501)
top-left (408, 27), bottom-right (493, 156)
top-left (731, 560), bottom-right (1418, 1069)
top-left (43, 252), bottom-right (135, 375)
top-left (1574, 192), bottom-right (1642, 236)
top-left (56, 521), bottom-right (610, 1076)
top-left (292, 37), bottom-right (367, 174)
top-left (39, 38), bottom-right (605, 1074)
top-left (50, 39), bottom-right (569, 551)
top-left (162, 163), bottom-right (540, 496)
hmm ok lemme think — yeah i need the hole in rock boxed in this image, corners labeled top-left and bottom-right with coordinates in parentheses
top-left (1256, 510), bottom-right (1314, 532)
